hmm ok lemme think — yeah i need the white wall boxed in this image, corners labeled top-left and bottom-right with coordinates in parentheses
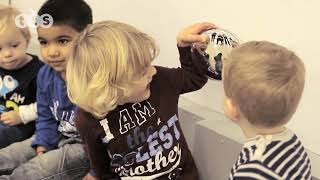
top-left (9, 0), bottom-right (320, 155)
top-left (90, 0), bottom-right (320, 155)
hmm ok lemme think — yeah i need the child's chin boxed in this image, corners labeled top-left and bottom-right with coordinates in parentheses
top-left (1, 66), bottom-right (16, 70)
top-left (2, 62), bottom-right (18, 70)
top-left (145, 89), bottom-right (151, 98)
top-left (52, 66), bottom-right (65, 73)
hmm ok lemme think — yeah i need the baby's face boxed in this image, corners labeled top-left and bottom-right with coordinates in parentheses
top-left (0, 27), bottom-right (29, 70)
top-left (37, 25), bottom-right (80, 74)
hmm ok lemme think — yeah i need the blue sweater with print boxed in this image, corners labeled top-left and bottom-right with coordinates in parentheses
top-left (31, 65), bottom-right (79, 151)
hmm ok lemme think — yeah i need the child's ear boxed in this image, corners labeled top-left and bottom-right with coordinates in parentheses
top-left (224, 97), bottom-right (240, 122)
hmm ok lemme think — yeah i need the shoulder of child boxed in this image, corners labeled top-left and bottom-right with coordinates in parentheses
top-left (37, 64), bottom-right (56, 88)
top-left (28, 54), bottom-right (45, 67)
top-left (23, 54), bottom-right (45, 71)
top-left (75, 108), bottom-right (95, 130)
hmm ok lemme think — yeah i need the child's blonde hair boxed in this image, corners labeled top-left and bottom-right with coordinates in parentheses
top-left (66, 20), bottom-right (158, 118)
top-left (0, 5), bottom-right (31, 42)
top-left (223, 41), bottom-right (305, 128)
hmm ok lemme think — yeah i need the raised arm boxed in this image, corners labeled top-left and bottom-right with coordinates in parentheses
top-left (176, 22), bottom-right (215, 48)
top-left (164, 22), bottom-right (216, 94)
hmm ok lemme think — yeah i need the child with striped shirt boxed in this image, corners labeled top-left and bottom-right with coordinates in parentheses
top-left (223, 41), bottom-right (311, 180)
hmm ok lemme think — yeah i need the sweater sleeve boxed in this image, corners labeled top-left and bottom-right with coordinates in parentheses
top-left (76, 109), bottom-right (117, 179)
top-left (19, 57), bottom-right (43, 124)
top-left (31, 67), bottom-right (60, 151)
top-left (19, 103), bottom-right (38, 124)
top-left (159, 46), bottom-right (209, 95)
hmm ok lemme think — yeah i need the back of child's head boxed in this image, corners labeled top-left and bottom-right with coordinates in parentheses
top-left (37, 0), bottom-right (92, 32)
top-left (66, 20), bottom-right (159, 118)
top-left (223, 41), bottom-right (305, 128)
top-left (0, 5), bottom-right (30, 42)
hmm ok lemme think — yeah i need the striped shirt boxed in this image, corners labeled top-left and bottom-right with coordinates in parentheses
top-left (229, 129), bottom-right (311, 180)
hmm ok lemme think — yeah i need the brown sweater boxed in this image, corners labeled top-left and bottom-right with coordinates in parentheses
top-left (76, 46), bottom-right (208, 180)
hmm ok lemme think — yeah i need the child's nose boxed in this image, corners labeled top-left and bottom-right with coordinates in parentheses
top-left (47, 45), bottom-right (60, 58)
top-left (3, 49), bottom-right (13, 59)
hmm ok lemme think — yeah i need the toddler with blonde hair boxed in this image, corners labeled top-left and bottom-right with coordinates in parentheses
top-left (0, 5), bottom-right (43, 148)
top-left (67, 20), bottom-right (215, 179)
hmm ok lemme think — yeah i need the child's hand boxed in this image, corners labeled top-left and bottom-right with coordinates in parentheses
top-left (177, 22), bottom-right (216, 47)
top-left (36, 146), bottom-right (47, 155)
top-left (82, 172), bottom-right (97, 180)
top-left (0, 111), bottom-right (22, 126)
